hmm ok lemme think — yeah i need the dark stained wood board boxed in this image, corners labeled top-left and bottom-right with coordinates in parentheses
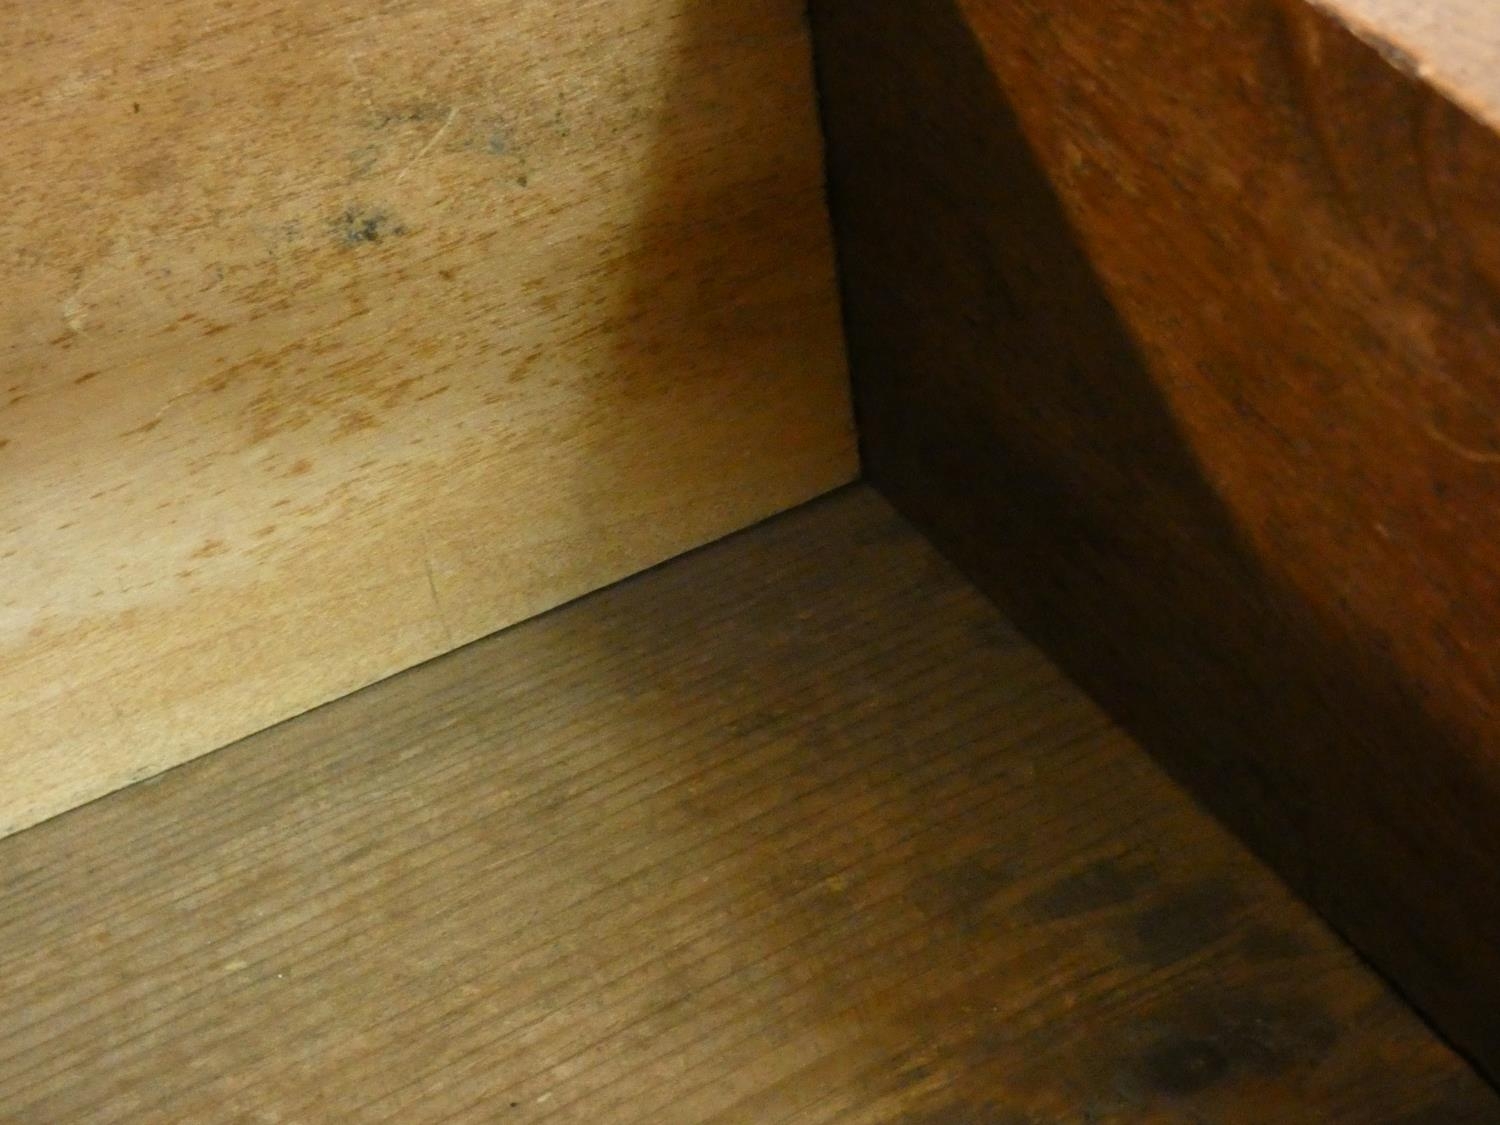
top-left (810, 0), bottom-right (1500, 1081)
top-left (0, 487), bottom-right (1493, 1122)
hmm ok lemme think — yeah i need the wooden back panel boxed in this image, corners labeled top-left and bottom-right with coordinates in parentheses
top-left (0, 0), bottom-right (856, 835)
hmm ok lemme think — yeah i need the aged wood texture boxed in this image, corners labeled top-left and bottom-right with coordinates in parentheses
top-left (0, 0), bottom-right (855, 836)
top-left (812, 0), bottom-right (1500, 1080)
top-left (1, 488), bottom-right (1493, 1122)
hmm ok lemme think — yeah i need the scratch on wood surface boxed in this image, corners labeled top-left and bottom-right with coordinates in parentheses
top-left (61, 273), bottom-right (108, 333)
top-left (422, 553), bottom-right (454, 648)
top-left (1367, 369), bottom-right (1500, 467)
top-left (395, 106), bottom-right (460, 184)
top-left (123, 377), bottom-right (198, 436)
top-left (60, 239), bottom-right (165, 333)
top-left (152, 385), bottom-right (198, 427)
top-left (1424, 417), bottom-right (1500, 464)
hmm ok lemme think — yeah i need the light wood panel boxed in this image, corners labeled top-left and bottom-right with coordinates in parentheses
top-left (1328, 0), bottom-right (1500, 124)
top-left (812, 0), bottom-right (1500, 1078)
top-left (0, 488), bottom-right (1492, 1122)
top-left (0, 0), bottom-right (856, 835)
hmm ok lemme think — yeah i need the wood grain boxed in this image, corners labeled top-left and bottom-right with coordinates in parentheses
top-left (812, 0), bottom-right (1500, 1080)
top-left (0, 487), bottom-right (1492, 1123)
top-left (0, 0), bottom-right (855, 836)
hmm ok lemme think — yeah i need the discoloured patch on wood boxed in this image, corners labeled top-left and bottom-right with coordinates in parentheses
top-left (1022, 857), bottom-right (1152, 921)
top-left (1131, 878), bottom-right (1244, 968)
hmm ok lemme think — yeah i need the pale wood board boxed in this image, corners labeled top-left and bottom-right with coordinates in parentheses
top-left (0, 488), bottom-right (1493, 1122)
top-left (0, 0), bottom-right (856, 835)
top-left (1321, 0), bottom-right (1500, 126)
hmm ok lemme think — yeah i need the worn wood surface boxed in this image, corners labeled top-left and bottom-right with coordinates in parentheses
top-left (812, 0), bottom-right (1500, 1081)
top-left (0, 488), bottom-right (1493, 1123)
top-left (0, 0), bottom-right (855, 837)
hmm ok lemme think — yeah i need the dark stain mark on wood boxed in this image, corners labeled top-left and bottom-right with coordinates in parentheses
top-left (335, 206), bottom-right (406, 246)
top-left (912, 857), bottom-right (1020, 936)
top-left (1132, 878), bottom-right (1243, 967)
top-left (126, 154), bottom-right (175, 194)
top-left (1127, 993), bottom-right (1343, 1102)
top-left (1022, 857), bottom-right (1151, 920)
top-left (1139, 1035), bottom-right (1230, 1096)
top-left (371, 102), bottom-right (450, 129)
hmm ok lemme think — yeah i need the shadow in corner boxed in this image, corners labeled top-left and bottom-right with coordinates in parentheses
top-left (810, 0), bottom-right (1500, 1086)
top-left (583, 0), bottom-right (856, 570)
top-left (534, 0), bottom-right (1500, 1118)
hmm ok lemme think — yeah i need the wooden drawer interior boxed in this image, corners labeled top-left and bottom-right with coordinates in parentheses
top-left (4, 0), bottom-right (1500, 1118)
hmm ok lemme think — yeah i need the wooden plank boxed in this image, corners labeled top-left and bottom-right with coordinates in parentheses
top-left (0, 0), bottom-right (856, 836)
top-left (812, 0), bottom-right (1500, 1080)
top-left (0, 487), bottom-right (1491, 1122)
